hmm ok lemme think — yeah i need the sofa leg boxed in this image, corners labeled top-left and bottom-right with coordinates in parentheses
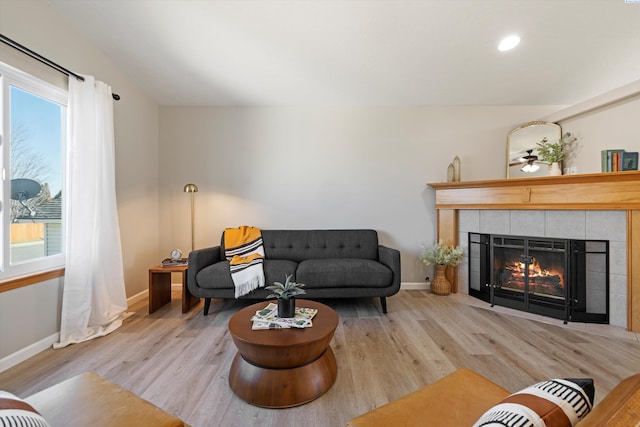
top-left (380, 297), bottom-right (387, 314)
top-left (204, 298), bottom-right (212, 315)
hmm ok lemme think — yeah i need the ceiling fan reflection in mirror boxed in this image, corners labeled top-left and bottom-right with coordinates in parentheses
top-left (506, 121), bottom-right (560, 178)
top-left (510, 149), bottom-right (541, 173)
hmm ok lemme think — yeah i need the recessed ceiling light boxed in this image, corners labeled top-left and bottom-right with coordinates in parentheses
top-left (498, 35), bottom-right (520, 52)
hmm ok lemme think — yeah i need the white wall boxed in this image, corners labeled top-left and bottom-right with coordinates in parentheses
top-left (559, 96), bottom-right (640, 174)
top-left (158, 106), bottom-right (560, 283)
top-left (0, 277), bottom-right (62, 371)
top-left (540, 80), bottom-right (640, 173)
top-left (0, 0), bottom-right (160, 363)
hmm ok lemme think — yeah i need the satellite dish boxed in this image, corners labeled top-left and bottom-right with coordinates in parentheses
top-left (11, 178), bottom-right (41, 201)
top-left (11, 179), bottom-right (42, 218)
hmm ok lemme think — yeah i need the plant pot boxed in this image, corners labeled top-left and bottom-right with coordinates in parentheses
top-left (549, 162), bottom-right (562, 176)
top-left (431, 264), bottom-right (451, 296)
top-left (278, 298), bottom-right (296, 318)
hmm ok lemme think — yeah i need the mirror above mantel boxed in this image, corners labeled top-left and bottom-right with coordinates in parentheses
top-left (507, 121), bottom-right (561, 178)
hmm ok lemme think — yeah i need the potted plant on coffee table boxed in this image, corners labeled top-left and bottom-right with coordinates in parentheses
top-left (266, 274), bottom-right (306, 318)
top-left (420, 240), bottom-right (464, 296)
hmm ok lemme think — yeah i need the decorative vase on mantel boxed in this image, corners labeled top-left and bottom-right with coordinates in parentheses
top-left (452, 156), bottom-right (461, 182)
top-left (431, 265), bottom-right (452, 296)
top-left (549, 162), bottom-right (562, 176)
top-left (278, 298), bottom-right (296, 318)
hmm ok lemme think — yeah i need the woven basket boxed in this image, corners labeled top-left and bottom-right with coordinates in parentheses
top-left (431, 264), bottom-right (451, 296)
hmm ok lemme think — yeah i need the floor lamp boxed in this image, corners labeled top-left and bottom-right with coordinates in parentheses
top-left (183, 183), bottom-right (198, 252)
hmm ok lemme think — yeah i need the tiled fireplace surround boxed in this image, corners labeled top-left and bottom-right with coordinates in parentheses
top-left (429, 172), bottom-right (640, 332)
top-left (457, 209), bottom-right (626, 327)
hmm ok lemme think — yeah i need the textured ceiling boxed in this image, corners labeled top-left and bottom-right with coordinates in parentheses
top-left (50, 0), bottom-right (640, 107)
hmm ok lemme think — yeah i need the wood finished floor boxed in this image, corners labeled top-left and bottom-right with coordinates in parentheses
top-left (1, 290), bottom-right (640, 426)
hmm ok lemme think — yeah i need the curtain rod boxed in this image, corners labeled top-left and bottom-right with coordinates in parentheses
top-left (0, 34), bottom-right (120, 101)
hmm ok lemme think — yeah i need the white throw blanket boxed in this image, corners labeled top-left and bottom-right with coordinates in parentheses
top-left (224, 226), bottom-right (265, 298)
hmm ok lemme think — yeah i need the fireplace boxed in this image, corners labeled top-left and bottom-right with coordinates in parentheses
top-left (468, 233), bottom-right (609, 324)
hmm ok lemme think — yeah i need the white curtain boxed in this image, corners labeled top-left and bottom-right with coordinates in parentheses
top-left (54, 76), bottom-right (127, 349)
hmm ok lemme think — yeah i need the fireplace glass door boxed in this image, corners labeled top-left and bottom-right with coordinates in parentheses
top-left (468, 232), bottom-right (609, 324)
top-left (491, 236), bottom-right (569, 320)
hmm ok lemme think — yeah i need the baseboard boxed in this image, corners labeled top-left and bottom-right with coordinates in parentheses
top-left (126, 283), bottom-right (181, 307)
top-left (127, 288), bottom-right (148, 306)
top-left (400, 282), bottom-right (429, 290)
top-left (0, 332), bottom-right (59, 373)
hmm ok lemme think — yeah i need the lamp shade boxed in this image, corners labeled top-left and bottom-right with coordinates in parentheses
top-left (183, 183), bottom-right (199, 193)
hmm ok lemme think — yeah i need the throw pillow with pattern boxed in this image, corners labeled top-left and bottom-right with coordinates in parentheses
top-left (473, 378), bottom-right (594, 427)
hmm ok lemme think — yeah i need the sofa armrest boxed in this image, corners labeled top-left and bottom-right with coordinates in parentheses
top-left (346, 368), bottom-right (509, 427)
top-left (578, 373), bottom-right (640, 427)
top-left (378, 245), bottom-right (401, 291)
top-left (187, 246), bottom-right (222, 296)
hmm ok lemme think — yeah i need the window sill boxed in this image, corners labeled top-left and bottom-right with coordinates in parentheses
top-left (0, 268), bottom-right (65, 293)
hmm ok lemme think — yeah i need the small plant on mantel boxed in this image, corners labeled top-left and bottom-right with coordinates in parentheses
top-left (536, 132), bottom-right (577, 164)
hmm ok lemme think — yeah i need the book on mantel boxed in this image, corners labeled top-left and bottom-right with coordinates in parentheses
top-left (161, 258), bottom-right (188, 267)
top-left (601, 149), bottom-right (639, 172)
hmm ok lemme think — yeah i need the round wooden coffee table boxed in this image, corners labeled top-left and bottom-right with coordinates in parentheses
top-left (228, 299), bottom-right (339, 408)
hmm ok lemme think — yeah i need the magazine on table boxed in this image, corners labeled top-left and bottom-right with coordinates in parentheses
top-left (251, 302), bottom-right (318, 330)
top-left (161, 258), bottom-right (188, 266)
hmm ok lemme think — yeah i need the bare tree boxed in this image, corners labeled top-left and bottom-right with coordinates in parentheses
top-left (10, 122), bottom-right (52, 221)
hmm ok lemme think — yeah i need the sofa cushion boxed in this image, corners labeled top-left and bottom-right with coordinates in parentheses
top-left (253, 229), bottom-right (379, 262)
top-left (296, 259), bottom-right (392, 288)
top-left (0, 390), bottom-right (51, 427)
top-left (472, 378), bottom-right (594, 427)
top-left (196, 260), bottom-right (298, 290)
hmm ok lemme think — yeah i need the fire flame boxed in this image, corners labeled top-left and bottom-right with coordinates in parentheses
top-left (504, 257), bottom-right (564, 288)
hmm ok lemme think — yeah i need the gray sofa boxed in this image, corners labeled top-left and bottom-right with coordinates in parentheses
top-left (187, 229), bottom-right (401, 315)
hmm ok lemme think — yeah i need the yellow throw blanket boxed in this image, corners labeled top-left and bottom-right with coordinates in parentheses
top-left (224, 226), bottom-right (265, 298)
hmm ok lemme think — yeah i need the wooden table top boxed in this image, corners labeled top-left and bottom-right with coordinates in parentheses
top-left (149, 264), bottom-right (188, 272)
top-left (228, 299), bottom-right (339, 369)
top-left (228, 299), bottom-right (338, 347)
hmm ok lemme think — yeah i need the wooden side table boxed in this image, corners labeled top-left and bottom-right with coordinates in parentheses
top-left (148, 264), bottom-right (200, 314)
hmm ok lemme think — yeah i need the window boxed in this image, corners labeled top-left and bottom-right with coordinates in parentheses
top-left (0, 62), bottom-right (67, 279)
